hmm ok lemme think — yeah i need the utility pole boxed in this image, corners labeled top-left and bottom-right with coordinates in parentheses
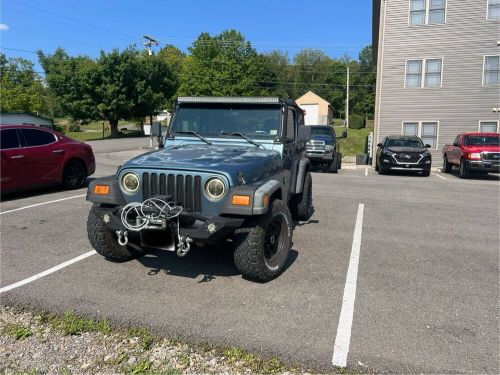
top-left (142, 34), bottom-right (159, 56)
top-left (346, 66), bottom-right (350, 129)
top-left (142, 35), bottom-right (159, 148)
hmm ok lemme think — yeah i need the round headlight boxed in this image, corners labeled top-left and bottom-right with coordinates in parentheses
top-left (121, 172), bottom-right (140, 194)
top-left (205, 177), bottom-right (226, 201)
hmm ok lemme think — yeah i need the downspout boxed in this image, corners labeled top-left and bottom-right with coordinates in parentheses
top-left (374, 0), bottom-right (387, 166)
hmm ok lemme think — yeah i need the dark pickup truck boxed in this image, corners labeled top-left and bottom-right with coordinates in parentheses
top-left (442, 133), bottom-right (500, 178)
top-left (305, 125), bottom-right (346, 173)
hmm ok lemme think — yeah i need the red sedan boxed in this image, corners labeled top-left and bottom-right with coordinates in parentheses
top-left (1, 125), bottom-right (96, 193)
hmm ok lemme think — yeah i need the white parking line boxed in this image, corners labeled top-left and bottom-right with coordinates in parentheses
top-left (432, 172), bottom-right (447, 180)
top-left (364, 168), bottom-right (368, 176)
top-left (0, 194), bottom-right (86, 215)
top-left (332, 203), bottom-right (365, 368)
top-left (0, 250), bottom-right (96, 294)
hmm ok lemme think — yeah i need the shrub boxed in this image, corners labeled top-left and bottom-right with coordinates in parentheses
top-left (349, 114), bottom-right (366, 130)
top-left (68, 119), bottom-right (82, 132)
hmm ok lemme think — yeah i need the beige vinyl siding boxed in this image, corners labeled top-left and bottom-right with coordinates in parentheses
top-left (374, 0), bottom-right (499, 165)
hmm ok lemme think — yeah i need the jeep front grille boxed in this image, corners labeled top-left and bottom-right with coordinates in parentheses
top-left (142, 172), bottom-right (202, 213)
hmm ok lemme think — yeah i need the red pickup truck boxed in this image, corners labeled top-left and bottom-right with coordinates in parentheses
top-left (442, 132), bottom-right (500, 178)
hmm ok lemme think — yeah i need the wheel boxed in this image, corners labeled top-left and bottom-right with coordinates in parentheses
top-left (378, 164), bottom-right (387, 175)
top-left (87, 205), bottom-right (138, 261)
top-left (329, 153), bottom-right (339, 173)
top-left (459, 159), bottom-right (469, 179)
top-left (337, 153), bottom-right (342, 169)
top-left (62, 159), bottom-right (87, 189)
top-left (422, 167), bottom-right (431, 177)
top-left (233, 199), bottom-right (292, 282)
top-left (289, 171), bottom-right (312, 221)
top-left (375, 160), bottom-right (379, 172)
top-left (443, 156), bottom-right (452, 173)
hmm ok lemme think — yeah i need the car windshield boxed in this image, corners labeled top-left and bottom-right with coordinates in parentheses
top-left (170, 104), bottom-right (281, 139)
top-left (310, 127), bottom-right (332, 137)
top-left (464, 135), bottom-right (500, 146)
top-left (386, 138), bottom-right (424, 148)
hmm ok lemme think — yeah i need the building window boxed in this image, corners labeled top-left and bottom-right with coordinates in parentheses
top-left (406, 58), bottom-right (442, 88)
top-left (479, 121), bottom-right (499, 133)
top-left (484, 56), bottom-right (500, 85)
top-left (425, 59), bottom-right (442, 87)
top-left (488, 0), bottom-right (500, 20)
top-left (402, 121), bottom-right (439, 149)
top-left (406, 60), bottom-right (423, 87)
top-left (410, 0), bottom-right (446, 25)
top-left (403, 122), bottom-right (418, 136)
top-left (421, 122), bottom-right (438, 148)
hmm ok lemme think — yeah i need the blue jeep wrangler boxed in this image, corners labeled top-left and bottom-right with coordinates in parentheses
top-left (86, 97), bottom-right (312, 281)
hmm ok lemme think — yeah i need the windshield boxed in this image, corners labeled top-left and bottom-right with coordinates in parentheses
top-left (170, 104), bottom-right (281, 139)
top-left (464, 135), bottom-right (500, 146)
top-left (310, 127), bottom-right (333, 137)
top-left (386, 138), bottom-right (424, 148)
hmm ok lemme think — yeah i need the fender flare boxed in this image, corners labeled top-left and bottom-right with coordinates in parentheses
top-left (294, 157), bottom-right (310, 194)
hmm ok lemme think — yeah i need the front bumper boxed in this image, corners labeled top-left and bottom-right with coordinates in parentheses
top-left (465, 160), bottom-right (500, 172)
top-left (92, 204), bottom-right (245, 244)
top-left (381, 154), bottom-right (431, 171)
top-left (305, 150), bottom-right (334, 161)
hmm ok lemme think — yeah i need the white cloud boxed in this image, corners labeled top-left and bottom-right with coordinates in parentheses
top-left (0, 23), bottom-right (10, 31)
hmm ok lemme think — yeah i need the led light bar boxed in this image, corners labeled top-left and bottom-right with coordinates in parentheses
top-left (177, 96), bottom-right (282, 104)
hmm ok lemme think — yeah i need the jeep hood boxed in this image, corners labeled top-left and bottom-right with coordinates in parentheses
top-left (122, 144), bottom-right (282, 184)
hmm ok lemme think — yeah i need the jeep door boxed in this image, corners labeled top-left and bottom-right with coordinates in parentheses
top-left (283, 107), bottom-right (300, 200)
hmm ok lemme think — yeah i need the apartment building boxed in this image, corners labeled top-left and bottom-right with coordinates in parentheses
top-left (373, 0), bottom-right (499, 164)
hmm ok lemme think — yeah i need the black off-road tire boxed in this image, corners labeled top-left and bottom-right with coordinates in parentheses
top-left (459, 158), bottom-right (469, 179)
top-left (62, 159), bottom-right (87, 189)
top-left (443, 155), bottom-right (452, 173)
top-left (87, 205), bottom-right (137, 261)
top-left (328, 153), bottom-right (339, 173)
top-left (233, 199), bottom-right (292, 282)
top-left (290, 171), bottom-right (312, 221)
top-left (337, 152), bottom-right (342, 169)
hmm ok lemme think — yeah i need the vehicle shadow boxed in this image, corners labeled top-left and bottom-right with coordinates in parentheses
top-left (445, 170), bottom-right (500, 181)
top-left (135, 242), bottom-right (299, 283)
top-left (378, 170), bottom-right (428, 178)
top-left (0, 178), bottom-right (96, 202)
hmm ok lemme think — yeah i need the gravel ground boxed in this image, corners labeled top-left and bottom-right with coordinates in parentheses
top-left (0, 307), bottom-right (317, 375)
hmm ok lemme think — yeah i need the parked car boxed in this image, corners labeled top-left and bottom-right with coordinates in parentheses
top-left (442, 132), bottom-right (500, 178)
top-left (86, 97), bottom-right (313, 282)
top-left (1, 125), bottom-right (95, 193)
top-left (305, 125), bottom-right (346, 173)
top-left (375, 135), bottom-right (432, 176)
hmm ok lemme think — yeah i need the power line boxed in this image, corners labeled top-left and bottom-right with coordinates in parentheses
top-left (9, 0), bottom-right (135, 41)
top-left (0, 47), bottom-right (38, 54)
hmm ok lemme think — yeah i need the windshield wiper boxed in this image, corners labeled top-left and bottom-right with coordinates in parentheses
top-left (220, 131), bottom-right (261, 148)
top-left (174, 131), bottom-right (212, 145)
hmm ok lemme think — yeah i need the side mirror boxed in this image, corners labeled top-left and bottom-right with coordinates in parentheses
top-left (377, 143), bottom-right (384, 148)
top-left (298, 126), bottom-right (311, 143)
top-left (425, 144), bottom-right (431, 148)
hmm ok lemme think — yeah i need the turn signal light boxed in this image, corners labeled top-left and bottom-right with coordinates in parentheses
top-left (263, 193), bottom-right (269, 207)
top-left (94, 185), bottom-right (110, 195)
top-left (232, 195), bottom-right (250, 206)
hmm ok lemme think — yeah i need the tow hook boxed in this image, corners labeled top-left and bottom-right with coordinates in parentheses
top-left (176, 235), bottom-right (193, 257)
top-left (116, 230), bottom-right (129, 246)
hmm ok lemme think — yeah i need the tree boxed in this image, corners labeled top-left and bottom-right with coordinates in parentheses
top-left (39, 47), bottom-right (176, 137)
top-left (178, 30), bottom-right (278, 96)
top-left (0, 54), bottom-right (48, 115)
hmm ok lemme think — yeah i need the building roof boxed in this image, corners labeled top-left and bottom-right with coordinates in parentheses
top-left (0, 112), bottom-right (53, 123)
top-left (295, 91), bottom-right (332, 108)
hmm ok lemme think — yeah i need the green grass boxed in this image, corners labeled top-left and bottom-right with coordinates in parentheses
top-left (223, 347), bottom-right (285, 374)
top-left (5, 323), bottom-right (32, 340)
top-left (65, 130), bottom-right (144, 142)
top-left (128, 359), bottom-right (151, 375)
top-left (46, 310), bottom-right (111, 336)
top-left (127, 327), bottom-right (155, 351)
top-left (338, 124), bottom-right (374, 157)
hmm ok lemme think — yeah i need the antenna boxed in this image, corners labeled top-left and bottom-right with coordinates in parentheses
top-left (142, 35), bottom-right (159, 56)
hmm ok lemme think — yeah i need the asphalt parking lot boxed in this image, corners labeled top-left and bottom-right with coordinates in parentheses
top-left (1, 143), bottom-right (499, 373)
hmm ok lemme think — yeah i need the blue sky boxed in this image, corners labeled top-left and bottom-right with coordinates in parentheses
top-left (0, 0), bottom-right (372, 70)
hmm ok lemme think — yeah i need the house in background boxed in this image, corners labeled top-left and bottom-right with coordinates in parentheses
top-left (296, 91), bottom-right (334, 125)
top-left (373, 0), bottom-right (499, 165)
top-left (0, 112), bottom-right (53, 129)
